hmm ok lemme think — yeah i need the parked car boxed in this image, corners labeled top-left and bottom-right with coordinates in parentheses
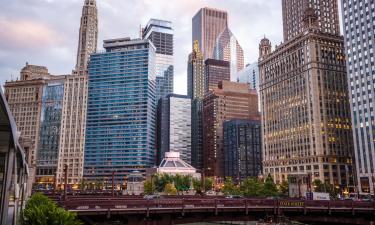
top-left (225, 195), bottom-right (243, 199)
top-left (143, 194), bottom-right (160, 200)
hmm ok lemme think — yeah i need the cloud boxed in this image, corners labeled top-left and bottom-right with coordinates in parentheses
top-left (0, 18), bottom-right (64, 50)
top-left (0, 0), bottom-right (284, 95)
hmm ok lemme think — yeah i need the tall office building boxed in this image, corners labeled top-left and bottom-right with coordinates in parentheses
top-left (57, 75), bottom-right (88, 186)
top-left (192, 7), bottom-right (228, 60)
top-left (203, 81), bottom-right (259, 178)
top-left (282, 0), bottom-right (340, 41)
top-left (84, 38), bottom-right (156, 182)
top-left (35, 78), bottom-right (65, 186)
top-left (142, 19), bottom-right (174, 101)
top-left (188, 41), bottom-right (206, 169)
top-left (157, 94), bottom-right (191, 164)
top-left (56, 0), bottom-right (98, 186)
top-left (342, 0), bottom-right (375, 194)
top-left (4, 63), bottom-right (60, 184)
top-left (238, 62), bottom-right (260, 92)
top-left (75, 0), bottom-right (98, 74)
top-left (213, 27), bottom-right (245, 81)
top-left (205, 59), bottom-right (230, 92)
top-left (224, 119), bottom-right (262, 182)
top-left (260, 5), bottom-right (354, 187)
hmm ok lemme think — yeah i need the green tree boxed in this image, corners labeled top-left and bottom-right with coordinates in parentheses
top-left (173, 175), bottom-right (191, 194)
top-left (204, 178), bottom-right (213, 191)
top-left (222, 177), bottom-right (241, 195)
top-left (144, 179), bottom-right (155, 195)
top-left (313, 179), bottom-right (338, 198)
top-left (261, 174), bottom-right (279, 197)
top-left (164, 183), bottom-right (177, 195)
top-left (22, 193), bottom-right (82, 225)
top-left (154, 173), bottom-right (174, 192)
top-left (192, 178), bottom-right (202, 194)
top-left (240, 178), bottom-right (262, 197)
top-left (278, 180), bottom-right (289, 197)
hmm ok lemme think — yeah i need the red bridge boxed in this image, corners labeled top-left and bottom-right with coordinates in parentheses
top-left (56, 196), bottom-right (375, 225)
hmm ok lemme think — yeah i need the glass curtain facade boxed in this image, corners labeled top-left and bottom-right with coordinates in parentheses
top-left (36, 81), bottom-right (64, 187)
top-left (143, 19), bottom-right (174, 101)
top-left (85, 39), bottom-right (156, 182)
top-left (223, 119), bottom-right (262, 182)
top-left (342, 0), bottom-right (375, 194)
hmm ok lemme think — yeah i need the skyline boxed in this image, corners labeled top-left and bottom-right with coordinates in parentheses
top-left (0, 0), bottom-right (284, 95)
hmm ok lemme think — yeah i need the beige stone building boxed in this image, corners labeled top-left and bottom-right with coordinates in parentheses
top-left (259, 5), bottom-right (354, 188)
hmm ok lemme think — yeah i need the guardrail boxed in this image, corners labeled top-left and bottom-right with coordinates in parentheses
top-left (61, 197), bottom-right (375, 216)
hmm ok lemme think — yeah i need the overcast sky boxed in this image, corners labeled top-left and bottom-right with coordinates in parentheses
top-left (0, 0), bottom-right (285, 95)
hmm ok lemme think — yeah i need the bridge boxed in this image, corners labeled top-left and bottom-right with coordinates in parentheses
top-left (56, 196), bottom-right (375, 225)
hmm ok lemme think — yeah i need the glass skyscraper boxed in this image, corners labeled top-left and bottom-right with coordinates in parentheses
top-left (142, 19), bottom-right (173, 101)
top-left (36, 78), bottom-right (65, 187)
top-left (342, 0), bottom-right (375, 194)
top-left (84, 38), bottom-right (156, 182)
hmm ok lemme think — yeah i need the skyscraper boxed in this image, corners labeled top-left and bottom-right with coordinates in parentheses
top-left (203, 81), bottom-right (259, 178)
top-left (3, 64), bottom-right (65, 185)
top-left (142, 19), bottom-right (174, 101)
top-left (157, 94), bottom-right (191, 164)
top-left (260, 4), bottom-right (354, 187)
top-left (75, 0), bottom-right (98, 74)
top-left (192, 7), bottom-right (228, 60)
top-left (223, 119), bottom-right (262, 182)
top-left (282, 0), bottom-right (340, 41)
top-left (204, 58), bottom-right (230, 92)
top-left (342, 0), bottom-right (375, 194)
top-left (84, 38), bottom-right (156, 182)
top-left (57, 0), bottom-right (98, 186)
top-left (188, 41), bottom-right (206, 169)
top-left (213, 27), bottom-right (244, 81)
top-left (35, 78), bottom-right (65, 186)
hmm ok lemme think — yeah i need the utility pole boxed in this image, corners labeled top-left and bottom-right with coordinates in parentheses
top-left (64, 164), bottom-right (68, 201)
top-left (112, 171), bottom-right (115, 197)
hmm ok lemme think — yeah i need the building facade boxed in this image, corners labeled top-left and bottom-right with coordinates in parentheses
top-left (223, 119), bottom-right (262, 182)
top-left (282, 0), bottom-right (340, 42)
top-left (75, 0), bottom-right (98, 73)
top-left (142, 19), bottom-right (174, 101)
top-left (260, 7), bottom-right (354, 188)
top-left (57, 75), bottom-right (88, 187)
top-left (203, 81), bottom-right (259, 178)
top-left (213, 27), bottom-right (245, 81)
top-left (238, 62), bottom-right (260, 92)
top-left (157, 94), bottom-right (191, 164)
top-left (35, 78), bottom-right (65, 187)
top-left (56, 0), bottom-right (98, 187)
top-left (84, 38), bottom-right (156, 182)
top-left (192, 7), bottom-right (228, 60)
top-left (188, 41), bottom-right (206, 169)
top-left (342, 0), bottom-right (375, 194)
top-left (204, 59), bottom-right (230, 93)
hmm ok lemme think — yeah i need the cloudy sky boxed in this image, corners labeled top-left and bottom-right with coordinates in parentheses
top-left (0, 0), bottom-right (284, 95)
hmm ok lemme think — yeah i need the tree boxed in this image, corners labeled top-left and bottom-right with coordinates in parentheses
top-left (240, 178), bottom-right (262, 197)
top-left (261, 174), bottom-right (278, 197)
top-left (222, 177), bottom-right (241, 195)
top-left (278, 180), bottom-right (289, 197)
top-left (164, 183), bottom-right (177, 195)
top-left (22, 193), bottom-right (82, 225)
top-left (313, 179), bottom-right (338, 198)
top-left (204, 178), bottom-right (213, 191)
top-left (173, 175), bottom-right (191, 194)
top-left (144, 179), bottom-right (155, 195)
top-left (192, 178), bottom-right (202, 193)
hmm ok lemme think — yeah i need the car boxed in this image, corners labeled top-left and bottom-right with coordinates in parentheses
top-left (225, 195), bottom-right (243, 199)
top-left (143, 194), bottom-right (160, 200)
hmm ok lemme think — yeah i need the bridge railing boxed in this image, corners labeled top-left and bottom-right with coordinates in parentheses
top-left (61, 197), bottom-right (375, 212)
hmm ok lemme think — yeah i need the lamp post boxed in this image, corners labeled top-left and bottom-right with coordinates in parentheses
top-left (112, 171), bottom-right (115, 197)
top-left (63, 164), bottom-right (68, 201)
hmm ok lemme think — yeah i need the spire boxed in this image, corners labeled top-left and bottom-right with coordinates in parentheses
top-left (75, 0), bottom-right (98, 74)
